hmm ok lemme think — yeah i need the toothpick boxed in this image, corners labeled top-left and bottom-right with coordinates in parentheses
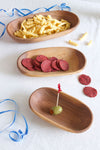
top-left (56, 92), bottom-right (59, 106)
top-left (56, 83), bottom-right (62, 106)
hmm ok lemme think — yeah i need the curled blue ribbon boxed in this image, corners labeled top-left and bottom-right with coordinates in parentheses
top-left (0, 21), bottom-right (6, 38)
top-left (59, 3), bottom-right (71, 11)
top-left (0, 3), bottom-right (71, 39)
top-left (0, 4), bottom-right (58, 17)
top-left (9, 111), bottom-right (28, 142)
top-left (0, 99), bottom-right (28, 142)
top-left (44, 4), bottom-right (57, 12)
top-left (0, 8), bottom-right (25, 17)
top-left (17, 8), bottom-right (41, 17)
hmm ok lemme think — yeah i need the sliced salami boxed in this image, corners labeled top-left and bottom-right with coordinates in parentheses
top-left (26, 67), bottom-right (35, 71)
top-left (34, 66), bottom-right (41, 71)
top-left (79, 74), bottom-right (91, 85)
top-left (57, 60), bottom-right (69, 71)
top-left (83, 87), bottom-right (97, 97)
top-left (21, 58), bottom-right (33, 69)
top-left (36, 55), bottom-right (48, 62)
top-left (21, 56), bottom-right (69, 73)
top-left (49, 57), bottom-right (57, 61)
top-left (51, 60), bottom-right (60, 71)
top-left (33, 59), bottom-right (41, 67)
top-left (41, 60), bottom-right (52, 72)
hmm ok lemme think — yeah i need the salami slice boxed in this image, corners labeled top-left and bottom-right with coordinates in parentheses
top-left (49, 57), bottom-right (57, 61)
top-left (36, 55), bottom-right (48, 62)
top-left (79, 74), bottom-right (91, 85)
top-left (83, 87), bottom-right (97, 97)
top-left (57, 60), bottom-right (69, 71)
top-left (21, 58), bottom-right (34, 69)
top-left (33, 59), bottom-right (41, 67)
top-left (51, 60), bottom-right (60, 71)
top-left (41, 60), bottom-right (52, 72)
top-left (34, 66), bottom-right (41, 71)
top-left (26, 67), bottom-right (35, 71)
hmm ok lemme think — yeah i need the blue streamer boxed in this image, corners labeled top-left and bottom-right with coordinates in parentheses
top-left (0, 4), bottom-right (58, 17)
top-left (9, 111), bottom-right (28, 142)
top-left (0, 3), bottom-right (71, 39)
top-left (0, 8), bottom-right (26, 17)
top-left (44, 4), bottom-right (57, 12)
top-left (17, 8), bottom-right (41, 17)
top-left (59, 3), bottom-right (71, 11)
top-left (0, 21), bottom-right (6, 38)
top-left (0, 99), bottom-right (28, 142)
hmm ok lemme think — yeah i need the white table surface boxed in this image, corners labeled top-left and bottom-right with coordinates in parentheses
top-left (0, 0), bottom-right (100, 149)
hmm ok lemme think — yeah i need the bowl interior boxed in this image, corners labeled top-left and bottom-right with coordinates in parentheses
top-left (29, 88), bottom-right (93, 132)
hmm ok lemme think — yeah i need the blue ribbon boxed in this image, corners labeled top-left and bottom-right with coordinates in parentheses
top-left (0, 21), bottom-right (6, 38)
top-left (59, 3), bottom-right (71, 11)
top-left (0, 4), bottom-right (57, 17)
top-left (9, 111), bottom-right (28, 142)
top-left (0, 3), bottom-right (71, 39)
top-left (44, 4), bottom-right (57, 12)
top-left (0, 99), bottom-right (28, 142)
top-left (17, 8), bottom-right (41, 17)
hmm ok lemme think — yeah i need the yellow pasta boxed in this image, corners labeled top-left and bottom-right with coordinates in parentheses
top-left (68, 40), bottom-right (78, 46)
top-left (14, 15), bottom-right (71, 39)
top-left (79, 32), bottom-right (88, 41)
top-left (87, 40), bottom-right (92, 46)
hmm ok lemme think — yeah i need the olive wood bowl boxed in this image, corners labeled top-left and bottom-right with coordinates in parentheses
top-left (7, 10), bottom-right (79, 43)
top-left (29, 87), bottom-right (93, 133)
top-left (17, 47), bottom-right (86, 77)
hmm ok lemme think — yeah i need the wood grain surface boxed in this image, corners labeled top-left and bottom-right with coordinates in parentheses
top-left (29, 87), bottom-right (93, 133)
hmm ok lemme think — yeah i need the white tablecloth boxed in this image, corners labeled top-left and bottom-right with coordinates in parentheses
top-left (0, 0), bottom-right (100, 149)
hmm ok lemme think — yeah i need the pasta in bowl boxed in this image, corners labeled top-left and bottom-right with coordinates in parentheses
top-left (7, 10), bottom-right (79, 43)
top-left (14, 15), bottom-right (71, 39)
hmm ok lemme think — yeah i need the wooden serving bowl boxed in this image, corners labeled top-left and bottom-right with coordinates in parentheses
top-left (7, 10), bottom-right (79, 43)
top-left (17, 47), bottom-right (86, 77)
top-left (29, 87), bottom-right (93, 133)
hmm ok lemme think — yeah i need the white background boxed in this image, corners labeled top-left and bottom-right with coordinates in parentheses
top-left (0, 0), bottom-right (100, 150)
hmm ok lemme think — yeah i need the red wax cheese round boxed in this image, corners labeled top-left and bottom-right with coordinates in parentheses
top-left (36, 55), bottom-right (48, 62)
top-left (58, 60), bottom-right (69, 71)
top-left (83, 87), bottom-right (97, 97)
top-left (79, 74), bottom-right (91, 85)
top-left (41, 60), bottom-right (52, 72)
top-left (21, 58), bottom-right (35, 71)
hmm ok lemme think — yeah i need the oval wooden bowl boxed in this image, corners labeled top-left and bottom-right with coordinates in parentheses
top-left (17, 47), bottom-right (86, 77)
top-left (29, 87), bottom-right (93, 133)
top-left (7, 10), bottom-right (79, 43)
